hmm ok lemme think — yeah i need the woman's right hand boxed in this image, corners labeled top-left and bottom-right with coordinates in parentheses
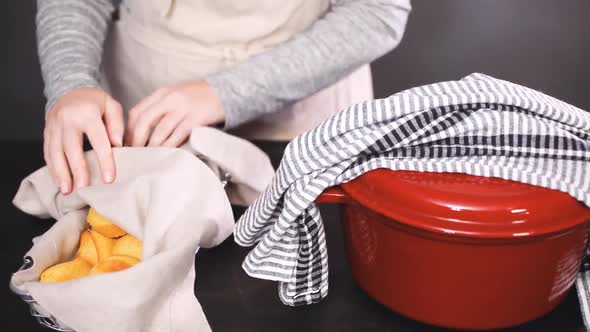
top-left (44, 87), bottom-right (124, 194)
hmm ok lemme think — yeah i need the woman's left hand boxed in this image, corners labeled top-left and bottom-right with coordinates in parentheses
top-left (125, 81), bottom-right (224, 147)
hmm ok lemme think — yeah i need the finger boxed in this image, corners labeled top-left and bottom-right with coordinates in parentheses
top-left (49, 127), bottom-right (73, 194)
top-left (148, 111), bottom-right (185, 147)
top-left (43, 127), bottom-right (51, 170)
top-left (103, 96), bottom-right (124, 147)
top-left (129, 87), bottom-right (170, 116)
top-left (63, 129), bottom-right (89, 190)
top-left (130, 102), bottom-right (168, 147)
top-left (85, 120), bottom-right (116, 183)
top-left (126, 88), bottom-right (169, 144)
top-left (44, 127), bottom-right (57, 185)
top-left (161, 124), bottom-right (192, 148)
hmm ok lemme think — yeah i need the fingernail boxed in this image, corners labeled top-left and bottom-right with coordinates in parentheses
top-left (104, 171), bottom-right (114, 183)
top-left (114, 134), bottom-right (123, 147)
top-left (60, 182), bottom-right (70, 194)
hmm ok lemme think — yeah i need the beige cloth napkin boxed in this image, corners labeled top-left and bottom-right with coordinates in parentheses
top-left (10, 128), bottom-right (274, 332)
top-left (185, 127), bottom-right (275, 206)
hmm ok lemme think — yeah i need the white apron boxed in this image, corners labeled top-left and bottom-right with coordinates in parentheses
top-left (102, 0), bottom-right (373, 141)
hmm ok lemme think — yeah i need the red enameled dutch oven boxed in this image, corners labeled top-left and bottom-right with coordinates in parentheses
top-left (316, 170), bottom-right (590, 330)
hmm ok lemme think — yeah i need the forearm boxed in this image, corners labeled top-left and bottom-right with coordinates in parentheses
top-left (36, 0), bottom-right (116, 111)
top-left (206, 0), bottom-right (411, 129)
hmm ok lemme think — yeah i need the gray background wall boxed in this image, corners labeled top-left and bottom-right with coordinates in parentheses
top-left (2, 0), bottom-right (589, 140)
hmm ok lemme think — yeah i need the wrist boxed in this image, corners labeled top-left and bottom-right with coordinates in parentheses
top-left (205, 75), bottom-right (240, 129)
top-left (202, 81), bottom-right (225, 125)
top-left (46, 81), bottom-right (103, 116)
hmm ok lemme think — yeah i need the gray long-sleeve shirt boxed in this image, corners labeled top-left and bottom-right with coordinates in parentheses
top-left (36, 0), bottom-right (411, 129)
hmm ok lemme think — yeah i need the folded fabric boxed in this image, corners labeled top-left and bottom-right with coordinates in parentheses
top-left (233, 73), bottom-right (590, 322)
top-left (11, 127), bottom-right (274, 332)
top-left (184, 127), bottom-right (275, 206)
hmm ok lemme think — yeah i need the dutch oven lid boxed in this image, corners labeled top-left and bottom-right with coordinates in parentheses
top-left (340, 170), bottom-right (590, 238)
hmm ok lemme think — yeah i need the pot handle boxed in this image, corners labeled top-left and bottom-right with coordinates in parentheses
top-left (315, 186), bottom-right (352, 205)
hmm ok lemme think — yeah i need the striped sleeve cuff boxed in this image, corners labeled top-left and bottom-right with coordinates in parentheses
top-left (44, 75), bottom-right (102, 113)
top-left (206, 73), bottom-right (245, 130)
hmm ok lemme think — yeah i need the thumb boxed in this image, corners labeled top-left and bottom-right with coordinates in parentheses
top-left (103, 95), bottom-right (124, 147)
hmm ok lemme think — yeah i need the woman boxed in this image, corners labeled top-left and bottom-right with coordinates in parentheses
top-left (37, 0), bottom-right (411, 194)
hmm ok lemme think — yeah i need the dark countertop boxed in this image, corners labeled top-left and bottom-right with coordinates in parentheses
top-left (1, 140), bottom-right (586, 332)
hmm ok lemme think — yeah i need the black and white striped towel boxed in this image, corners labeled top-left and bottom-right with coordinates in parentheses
top-left (234, 73), bottom-right (590, 326)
